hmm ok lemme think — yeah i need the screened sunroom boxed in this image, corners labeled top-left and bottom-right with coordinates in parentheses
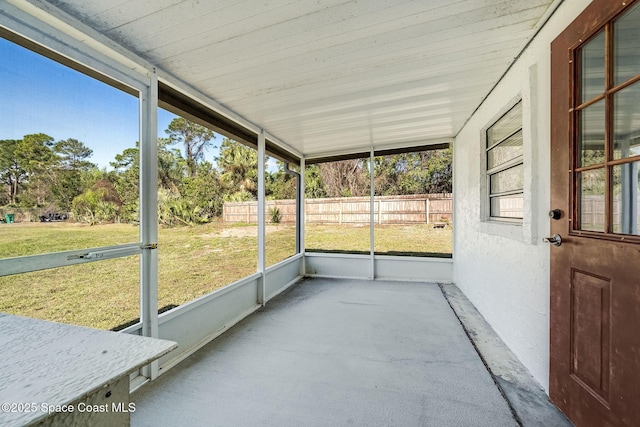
top-left (1, 0), bottom-right (639, 426)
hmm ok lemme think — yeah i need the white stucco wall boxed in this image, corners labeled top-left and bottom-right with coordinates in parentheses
top-left (452, 0), bottom-right (591, 392)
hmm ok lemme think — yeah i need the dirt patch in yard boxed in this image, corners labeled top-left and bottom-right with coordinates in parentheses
top-left (204, 225), bottom-right (291, 238)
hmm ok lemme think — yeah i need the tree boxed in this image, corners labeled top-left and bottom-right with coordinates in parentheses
top-left (372, 155), bottom-right (402, 196)
top-left (0, 134), bottom-right (55, 206)
top-left (21, 134), bottom-right (57, 207)
top-left (303, 164), bottom-right (326, 199)
top-left (54, 138), bottom-right (94, 170)
top-left (71, 187), bottom-right (118, 225)
top-left (51, 138), bottom-right (96, 211)
top-left (18, 133), bottom-right (55, 174)
top-left (217, 138), bottom-right (259, 200)
top-left (165, 117), bottom-right (215, 177)
top-left (111, 139), bottom-right (214, 225)
top-left (401, 149), bottom-right (452, 194)
top-left (157, 137), bottom-right (186, 191)
top-left (180, 161), bottom-right (224, 221)
top-left (311, 148), bottom-right (451, 199)
top-left (370, 149), bottom-right (453, 196)
top-left (0, 139), bottom-right (25, 205)
top-left (111, 144), bottom-right (141, 222)
top-left (318, 159), bottom-right (369, 197)
top-left (266, 160), bottom-right (297, 200)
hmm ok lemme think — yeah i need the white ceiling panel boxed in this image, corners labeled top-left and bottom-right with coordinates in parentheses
top-left (44, 0), bottom-right (556, 158)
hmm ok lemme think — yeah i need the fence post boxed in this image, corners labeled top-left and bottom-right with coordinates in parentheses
top-left (425, 198), bottom-right (430, 224)
top-left (339, 199), bottom-right (343, 224)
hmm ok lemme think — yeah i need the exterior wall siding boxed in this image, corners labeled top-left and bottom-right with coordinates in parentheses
top-left (453, 0), bottom-right (591, 392)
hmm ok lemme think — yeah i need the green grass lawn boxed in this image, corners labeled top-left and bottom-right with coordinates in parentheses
top-left (305, 223), bottom-right (453, 255)
top-left (0, 221), bottom-right (451, 329)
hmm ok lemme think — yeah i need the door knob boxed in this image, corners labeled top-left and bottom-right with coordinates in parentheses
top-left (549, 209), bottom-right (562, 220)
top-left (543, 234), bottom-right (562, 246)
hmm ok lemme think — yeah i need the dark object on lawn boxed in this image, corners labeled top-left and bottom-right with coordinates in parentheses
top-left (432, 222), bottom-right (446, 228)
top-left (39, 213), bottom-right (68, 222)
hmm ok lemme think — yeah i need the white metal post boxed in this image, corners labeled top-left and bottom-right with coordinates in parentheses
top-left (300, 158), bottom-right (306, 275)
top-left (140, 69), bottom-right (159, 379)
top-left (369, 149), bottom-right (375, 280)
top-left (257, 130), bottom-right (266, 305)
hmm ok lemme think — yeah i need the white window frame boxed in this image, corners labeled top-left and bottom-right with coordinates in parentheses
top-left (485, 101), bottom-right (524, 223)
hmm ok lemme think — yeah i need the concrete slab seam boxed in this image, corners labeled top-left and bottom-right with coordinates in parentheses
top-left (438, 283), bottom-right (523, 427)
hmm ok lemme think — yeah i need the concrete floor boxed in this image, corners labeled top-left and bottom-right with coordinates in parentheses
top-left (131, 278), bottom-right (562, 426)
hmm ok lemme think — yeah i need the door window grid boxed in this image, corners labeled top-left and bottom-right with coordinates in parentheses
top-left (573, 2), bottom-right (640, 236)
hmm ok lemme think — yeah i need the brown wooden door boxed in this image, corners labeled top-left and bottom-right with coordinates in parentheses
top-left (550, 1), bottom-right (640, 426)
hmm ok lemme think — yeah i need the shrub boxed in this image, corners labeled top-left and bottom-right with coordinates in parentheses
top-left (269, 206), bottom-right (282, 224)
top-left (71, 189), bottom-right (118, 225)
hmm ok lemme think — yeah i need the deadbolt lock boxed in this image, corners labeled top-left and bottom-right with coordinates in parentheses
top-left (549, 209), bottom-right (562, 220)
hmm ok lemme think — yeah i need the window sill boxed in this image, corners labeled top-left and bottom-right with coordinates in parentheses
top-left (479, 219), bottom-right (523, 241)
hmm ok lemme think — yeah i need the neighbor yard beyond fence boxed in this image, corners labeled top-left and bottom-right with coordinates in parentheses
top-left (223, 194), bottom-right (453, 225)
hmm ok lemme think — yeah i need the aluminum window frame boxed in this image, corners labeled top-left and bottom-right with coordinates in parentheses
top-left (485, 101), bottom-right (524, 222)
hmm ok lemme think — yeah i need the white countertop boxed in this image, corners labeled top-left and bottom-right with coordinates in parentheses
top-left (0, 313), bottom-right (176, 426)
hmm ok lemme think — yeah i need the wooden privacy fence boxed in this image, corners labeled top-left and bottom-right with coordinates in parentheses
top-left (223, 194), bottom-right (453, 225)
top-left (581, 195), bottom-right (640, 230)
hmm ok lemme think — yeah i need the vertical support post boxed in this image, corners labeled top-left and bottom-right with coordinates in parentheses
top-left (298, 158), bottom-right (305, 255)
top-left (300, 158), bottom-right (306, 276)
top-left (140, 69), bottom-right (159, 379)
top-left (257, 130), bottom-right (266, 305)
top-left (369, 149), bottom-right (375, 280)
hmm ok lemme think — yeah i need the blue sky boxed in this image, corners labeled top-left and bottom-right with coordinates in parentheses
top-left (0, 37), bottom-right (223, 170)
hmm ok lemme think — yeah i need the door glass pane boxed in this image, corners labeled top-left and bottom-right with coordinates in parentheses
top-left (612, 162), bottom-right (639, 235)
top-left (487, 130), bottom-right (523, 170)
top-left (487, 103), bottom-right (522, 148)
top-left (613, 81), bottom-right (640, 160)
top-left (614, 2), bottom-right (640, 87)
top-left (490, 194), bottom-right (523, 219)
top-left (579, 169), bottom-right (606, 232)
top-left (490, 164), bottom-right (523, 194)
top-left (580, 31), bottom-right (605, 103)
top-left (578, 100), bottom-right (606, 167)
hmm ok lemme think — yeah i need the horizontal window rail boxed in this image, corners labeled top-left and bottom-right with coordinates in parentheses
top-left (0, 243), bottom-right (146, 277)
